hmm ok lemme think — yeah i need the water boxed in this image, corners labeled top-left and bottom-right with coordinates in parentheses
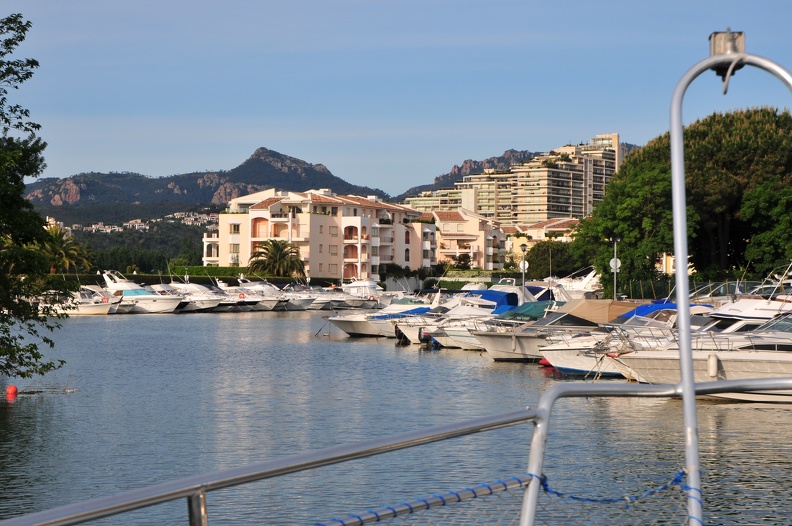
top-left (1, 311), bottom-right (791, 525)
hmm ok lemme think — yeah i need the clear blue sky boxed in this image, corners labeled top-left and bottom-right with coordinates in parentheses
top-left (13, 1), bottom-right (792, 197)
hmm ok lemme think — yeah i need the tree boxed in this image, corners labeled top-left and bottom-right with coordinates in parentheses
top-left (571, 107), bottom-right (792, 282)
top-left (0, 14), bottom-right (68, 378)
top-left (247, 239), bottom-right (305, 278)
top-left (526, 240), bottom-right (578, 279)
top-left (36, 225), bottom-right (92, 274)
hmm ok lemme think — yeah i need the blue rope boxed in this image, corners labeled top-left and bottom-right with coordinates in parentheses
top-left (365, 509), bottom-right (380, 521)
top-left (432, 493), bottom-right (447, 505)
top-left (537, 469), bottom-right (689, 509)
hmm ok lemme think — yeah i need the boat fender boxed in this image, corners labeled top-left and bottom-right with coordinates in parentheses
top-left (368, 295), bottom-right (376, 301)
top-left (238, 293), bottom-right (245, 299)
top-left (101, 297), bottom-right (109, 303)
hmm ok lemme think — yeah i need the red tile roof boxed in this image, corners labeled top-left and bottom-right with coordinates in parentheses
top-left (250, 197), bottom-right (285, 209)
top-left (434, 211), bottom-right (464, 222)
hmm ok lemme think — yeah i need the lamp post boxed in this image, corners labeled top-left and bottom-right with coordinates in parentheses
top-left (520, 243), bottom-right (528, 287)
top-left (610, 237), bottom-right (621, 299)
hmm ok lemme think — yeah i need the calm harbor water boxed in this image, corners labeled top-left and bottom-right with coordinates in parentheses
top-left (1, 311), bottom-right (792, 525)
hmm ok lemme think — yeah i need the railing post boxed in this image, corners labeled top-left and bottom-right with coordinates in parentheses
top-left (188, 491), bottom-right (208, 526)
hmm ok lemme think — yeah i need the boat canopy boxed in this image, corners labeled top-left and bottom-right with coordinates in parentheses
top-left (495, 300), bottom-right (564, 321)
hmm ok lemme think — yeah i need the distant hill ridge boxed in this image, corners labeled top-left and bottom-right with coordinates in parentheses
top-left (26, 143), bottom-right (641, 225)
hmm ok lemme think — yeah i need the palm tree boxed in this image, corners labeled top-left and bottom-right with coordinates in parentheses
top-left (36, 225), bottom-right (92, 274)
top-left (248, 239), bottom-right (305, 278)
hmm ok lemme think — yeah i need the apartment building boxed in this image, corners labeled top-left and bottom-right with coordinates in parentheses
top-left (202, 188), bottom-right (437, 281)
top-left (405, 133), bottom-right (625, 225)
top-left (427, 209), bottom-right (506, 271)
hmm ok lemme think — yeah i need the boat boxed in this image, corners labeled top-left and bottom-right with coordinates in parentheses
top-left (149, 283), bottom-right (222, 313)
top-left (472, 299), bottom-right (641, 362)
top-left (38, 287), bottom-right (114, 316)
top-left (617, 313), bottom-right (792, 402)
top-left (538, 303), bottom-right (713, 377)
top-left (101, 270), bottom-right (184, 314)
top-left (326, 296), bottom-right (433, 337)
top-left (81, 284), bottom-right (135, 314)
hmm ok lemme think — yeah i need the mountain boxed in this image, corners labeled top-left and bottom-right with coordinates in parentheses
top-left (25, 148), bottom-right (389, 225)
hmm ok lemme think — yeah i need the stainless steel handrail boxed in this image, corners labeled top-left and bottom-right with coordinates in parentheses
top-left (0, 409), bottom-right (537, 526)
top-left (519, 377), bottom-right (792, 526)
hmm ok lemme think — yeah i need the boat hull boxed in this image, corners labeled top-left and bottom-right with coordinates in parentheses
top-left (618, 350), bottom-right (792, 402)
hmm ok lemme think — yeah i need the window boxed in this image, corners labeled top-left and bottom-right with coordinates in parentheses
top-left (404, 248), bottom-right (410, 261)
top-left (331, 207), bottom-right (338, 216)
top-left (319, 225), bottom-right (324, 234)
top-left (330, 245), bottom-right (338, 255)
top-left (319, 244), bottom-right (323, 253)
top-left (230, 224), bottom-right (240, 234)
top-left (230, 244), bottom-right (240, 254)
top-left (330, 264), bottom-right (338, 275)
top-left (405, 231), bottom-right (410, 244)
top-left (329, 226), bottom-right (339, 236)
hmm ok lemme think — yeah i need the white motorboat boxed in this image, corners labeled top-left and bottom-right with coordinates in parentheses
top-left (616, 313), bottom-right (792, 402)
top-left (473, 299), bottom-right (642, 362)
top-left (81, 284), bottom-right (135, 314)
top-left (39, 287), bottom-right (114, 316)
top-left (150, 283), bottom-right (222, 313)
top-left (101, 270), bottom-right (184, 314)
top-left (326, 296), bottom-right (432, 337)
top-left (538, 303), bottom-right (712, 377)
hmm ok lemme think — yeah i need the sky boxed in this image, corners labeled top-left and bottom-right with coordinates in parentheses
top-left (11, 1), bottom-right (792, 197)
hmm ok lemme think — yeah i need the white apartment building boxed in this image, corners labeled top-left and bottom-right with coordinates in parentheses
top-left (405, 133), bottom-right (625, 225)
top-left (426, 209), bottom-right (506, 271)
top-left (202, 188), bottom-right (437, 281)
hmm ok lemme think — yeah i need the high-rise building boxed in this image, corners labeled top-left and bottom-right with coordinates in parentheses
top-left (405, 133), bottom-right (625, 225)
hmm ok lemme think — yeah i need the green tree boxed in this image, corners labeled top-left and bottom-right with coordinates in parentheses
top-left (0, 14), bottom-right (68, 378)
top-left (36, 225), bottom-right (92, 274)
top-left (247, 239), bottom-right (305, 278)
top-left (526, 240), bottom-right (578, 279)
top-left (572, 107), bottom-right (792, 283)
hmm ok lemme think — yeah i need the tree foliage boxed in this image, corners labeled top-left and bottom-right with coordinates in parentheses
top-left (572, 107), bottom-right (792, 286)
top-left (525, 240), bottom-right (578, 279)
top-left (35, 225), bottom-right (92, 274)
top-left (247, 239), bottom-right (305, 278)
top-left (0, 14), bottom-right (70, 378)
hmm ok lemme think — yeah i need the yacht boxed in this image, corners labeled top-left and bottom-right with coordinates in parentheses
top-left (101, 270), bottom-right (184, 314)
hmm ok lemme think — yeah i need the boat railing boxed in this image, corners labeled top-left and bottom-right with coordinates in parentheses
top-left (5, 378), bottom-right (792, 526)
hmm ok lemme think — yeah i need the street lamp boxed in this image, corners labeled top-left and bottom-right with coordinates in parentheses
top-left (610, 237), bottom-right (621, 299)
top-left (520, 243), bottom-right (528, 287)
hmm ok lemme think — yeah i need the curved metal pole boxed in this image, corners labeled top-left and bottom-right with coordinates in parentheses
top-left (670, 51), bottom-right (792, 525)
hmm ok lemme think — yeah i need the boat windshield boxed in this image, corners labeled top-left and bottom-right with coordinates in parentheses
top-left (756, 313), bottom-right (792, 333)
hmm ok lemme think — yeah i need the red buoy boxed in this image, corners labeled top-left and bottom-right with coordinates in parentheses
top-left (538, 358), bottom-right (552, 367)
top-left (6, 385), bottom-right (18, 399)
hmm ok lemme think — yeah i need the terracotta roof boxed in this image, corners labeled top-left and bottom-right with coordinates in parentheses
top-left (501, 226), bottom-right (519, 234)
top-left (434, 211), bottom-right (464, 222)
top-left (307, 194), bottom-right (344, 204)
top-left (418, 212), bottom-right (434, 222)
top-left (249, 197), bottom-right (285, 210)
top-left (526, 218), bottom-right (579, 229)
